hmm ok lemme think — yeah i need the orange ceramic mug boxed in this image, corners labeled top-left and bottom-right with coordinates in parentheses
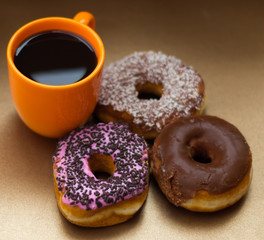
top-left (7, 12), bottom-right (105, 138)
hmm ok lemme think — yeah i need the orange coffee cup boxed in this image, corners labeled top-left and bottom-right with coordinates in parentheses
top-left (7, 12), bottom-right (105, 138)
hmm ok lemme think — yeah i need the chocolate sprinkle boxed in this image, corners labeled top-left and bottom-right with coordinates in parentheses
top-left (53, 122), bottom-right (149, 211)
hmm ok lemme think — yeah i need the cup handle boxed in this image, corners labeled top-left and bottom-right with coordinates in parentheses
top-left (73, 11), bottom-right (96, 30)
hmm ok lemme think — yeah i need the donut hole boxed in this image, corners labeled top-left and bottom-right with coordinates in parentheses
top-left (191, 148), bottom-right (212, 164)
top-left (136, 82), bottom-right (163, 100)
top-left (88, 154), bottom-right (116, 180)
top-left (188, 139), bottom-right (212, 164)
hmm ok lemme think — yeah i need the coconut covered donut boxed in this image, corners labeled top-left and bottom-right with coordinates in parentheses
top-left (151, 115), bottom-right (252, 212)
top-left (53, 122), bottom-right (149, 227)
top-left (95, 51), bottom-right (206, 139)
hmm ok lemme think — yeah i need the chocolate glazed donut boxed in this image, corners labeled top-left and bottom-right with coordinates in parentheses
top-left (95, 51), bottom-right (206, 139)
top-left (151, 115), bottom-right (252, 212)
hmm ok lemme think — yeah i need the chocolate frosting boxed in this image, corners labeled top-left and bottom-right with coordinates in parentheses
top-left (97, 51), bottom-right (205, 135)
top-left (152, 115), bottom-right (252, 204)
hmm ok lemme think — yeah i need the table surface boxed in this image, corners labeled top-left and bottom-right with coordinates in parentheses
top-left (1, 0), bottom-right (263, 239)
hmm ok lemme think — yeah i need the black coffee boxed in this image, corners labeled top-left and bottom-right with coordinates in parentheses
top-left (14, 30), bottom-right (97, 85)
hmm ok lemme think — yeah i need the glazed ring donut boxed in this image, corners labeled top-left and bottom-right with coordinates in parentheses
top-left (95, 51), bottom-right (206, 139)
top-left (53, 122), bottom-right (149, 227)
top-left (151, 115), bottom-right (252, 212)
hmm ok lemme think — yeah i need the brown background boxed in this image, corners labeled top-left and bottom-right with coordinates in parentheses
top-left (1, 0), bottom-right (263, 239)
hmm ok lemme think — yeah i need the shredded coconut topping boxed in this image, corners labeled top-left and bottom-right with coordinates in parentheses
top-left (98, 51), bottom-right (205, 131)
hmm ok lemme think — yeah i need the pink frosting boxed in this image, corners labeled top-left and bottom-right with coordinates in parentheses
top-left (53, 122), bottom-right (149, 210)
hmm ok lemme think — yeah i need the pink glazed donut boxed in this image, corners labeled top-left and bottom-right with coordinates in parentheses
top-left (53, 122), bottom-right (149, 227)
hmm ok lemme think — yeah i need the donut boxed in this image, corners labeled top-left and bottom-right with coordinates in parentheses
top-left (151, 115), bottom-right (252, 212)
top-left (53, 122), bottom-right (149, 227)
top-left (95, 51), bottom-right (206, 139)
